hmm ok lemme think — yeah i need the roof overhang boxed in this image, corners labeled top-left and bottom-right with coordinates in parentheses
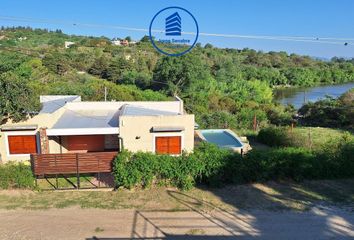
top-left (0, 124), bottom-right (38, 131)
top-left (47, 127), bottom-right (119, 136)
top-left (151, 126), bottom-right (185, 132)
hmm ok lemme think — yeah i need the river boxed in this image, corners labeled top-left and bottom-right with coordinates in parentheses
top-left (274, 82), bottom-right (354, 109)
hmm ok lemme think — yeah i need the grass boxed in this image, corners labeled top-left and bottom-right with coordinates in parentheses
top-left (36, 175), bottom-right (96, 189)
top-left (0, 179), bottom-right (353, 212)
top-left (258, 126), bottom-right (353, 150)
top-left (94, 227), bottom-right (105, 233)
top-left (286, 127), bottom-right (351, 149)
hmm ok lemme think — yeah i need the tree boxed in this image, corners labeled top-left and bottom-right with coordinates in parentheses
top-left (105, 57), bottom-right (132, 83)
top-left (140, 35), bottom-right (150, 42)
top-left (204, 43), bottom-right (213, 49)
top-left (0, 72), bottom-right (40, 123)
top-left (125, 36), bottom-right (132, 42)
top-left (88, 56), bottom-right (109, 77)
top-left (152, 54), bottom-right (210, 95)
top-left (42, 52), bottom-right (70, 75)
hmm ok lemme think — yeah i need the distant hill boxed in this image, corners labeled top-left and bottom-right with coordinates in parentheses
top-left (1, 26), bottom-right (354, 128)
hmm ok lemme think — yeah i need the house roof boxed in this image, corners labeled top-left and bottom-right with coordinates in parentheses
top-left (1, 124), bottom-right (38, 131)
top-left (40, 95), bottom-right (81, 114)
top-left (119, 104), bottom-right (180, 117)
top-left (51, 109), bottom-right (119, 129)
top-left (43, 96), bottom-right (186, 136)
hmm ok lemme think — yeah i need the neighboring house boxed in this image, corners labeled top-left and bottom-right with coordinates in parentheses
top-left (120, 39), bottom-right (129, 46)
top-left (0, 95), bottom-right (194, 163)
top-left (111, 39), bottom-right (136, 46)
top-left (64, 41), bottom-right (75, 48)
top-left (111, 40), bottom-right (121, 46)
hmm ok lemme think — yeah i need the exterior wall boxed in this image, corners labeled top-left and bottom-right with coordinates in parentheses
top-left (48, 136), bottom-right (69, 154)
top-left (39, 128), bottom-right (49, 154)
top-left (0, 130), bottom-right (40, 163)
top-left (65, 99), bottom-right (183, 114)
top-left (119, 114), bottom-right (194, 153)
top-left (0, 108), bottom-right (65, 162)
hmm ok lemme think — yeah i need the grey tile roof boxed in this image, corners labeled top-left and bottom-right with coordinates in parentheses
top-left (40, 95), bottom-right (81, 114)
top-left (52, 110), bottom-right (119, 129)
top-left (50, 103), bottom-right (180, 130)
top-left (120, 104), bottom-right (179, 116)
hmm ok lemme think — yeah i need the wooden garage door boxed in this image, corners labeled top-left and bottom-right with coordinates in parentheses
top-left (8, 135), bottom-right (37, 154)
top-left (67, 135), bottom-right (105, 152)
top-left (155, 136), bottom-right (181, 155)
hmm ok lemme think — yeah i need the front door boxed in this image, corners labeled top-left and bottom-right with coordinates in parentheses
top-left (66, 135), bottom-right (105, 153)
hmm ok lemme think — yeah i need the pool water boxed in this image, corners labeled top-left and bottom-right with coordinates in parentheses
top-left (200, 130), bottom-right (243, 148)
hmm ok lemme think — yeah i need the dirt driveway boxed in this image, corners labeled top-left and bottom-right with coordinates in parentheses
top-left (0, 205), bottom-right (353, 239)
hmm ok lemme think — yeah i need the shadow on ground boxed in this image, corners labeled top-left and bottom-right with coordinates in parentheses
top-left (86, 179), bottom-right (354, 239)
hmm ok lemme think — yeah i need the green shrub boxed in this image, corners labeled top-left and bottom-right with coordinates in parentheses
top-left (113, 138), bottom-right (354, 190)
top-left (257, 126), bottom-right (290, 147)
top-left (0, 162), bottom-right (35, 189)
top-left (113, 142), bottom-right (232, 190)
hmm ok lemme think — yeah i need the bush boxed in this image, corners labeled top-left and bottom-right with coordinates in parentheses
top-left (113, 138), bottom-right (354, 190)
top-left (0, 162), bottom-right (35, 189)
top-left (113, 143), bottom-right (233, 190)
top-left (238, 137), bottom-right (354, 182)
top-left (257, 126), bottom-right (290, 147)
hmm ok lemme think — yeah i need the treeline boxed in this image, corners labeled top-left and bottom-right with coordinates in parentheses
top-left (1, 27), bottom-right (353, 129)
top-left (299, 88), bottom-right (354, 130)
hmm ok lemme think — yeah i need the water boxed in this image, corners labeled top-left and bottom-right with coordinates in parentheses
top-left (200, 129), bottom-right (243, 148)
top-left (274, 82), bottom-right (354, 109)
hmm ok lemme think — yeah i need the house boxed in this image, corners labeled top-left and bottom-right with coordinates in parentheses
top-left (64, 41), bottom-right (75, 48)
top-left (120, 39), bottom-right (129, 46)
top-left (111, 40), bottom-right (121, 46)
top-left (111, 39), bottom-right (136, 46)
top-left (0, 95), bottom-right (195, 163)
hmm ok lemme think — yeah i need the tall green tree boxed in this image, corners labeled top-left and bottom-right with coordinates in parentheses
top-left (0, 72), bottom-right (40, 123)
top-left (153, 54), bottom-right (210, 95)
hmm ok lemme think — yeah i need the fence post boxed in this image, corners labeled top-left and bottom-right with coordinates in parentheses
top-left (55, 155), bottom-right (58, 189)
top-left (76, 153), bottom-right (80, 189)
top-left (30, 155), bottom-right (38, 187)
top-left (98, 155), bottom-right (101, 188)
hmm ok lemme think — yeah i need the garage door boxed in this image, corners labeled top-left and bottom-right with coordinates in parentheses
top-left (67, 135), bottom-right (105, 152)
top-left (155, 136), bottom-right (181, 155)
top-left (8, 135), bottom-right (37, 154)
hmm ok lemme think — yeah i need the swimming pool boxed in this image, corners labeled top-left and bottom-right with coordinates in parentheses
top-left (198, 129), bottom-right (244, 151)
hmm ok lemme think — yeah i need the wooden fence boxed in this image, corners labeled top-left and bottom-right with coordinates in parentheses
top-left (30, 152), bottom-right (117, 176)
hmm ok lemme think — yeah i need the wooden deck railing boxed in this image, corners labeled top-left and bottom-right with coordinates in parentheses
top-left (30, 152), bottom-right (118, 176)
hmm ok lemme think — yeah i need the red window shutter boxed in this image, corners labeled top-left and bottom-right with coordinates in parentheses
top-left (168, 136), bottom-right (181, 154)
top-left (155, 136), bottom-right (181, 155)
top-left (8, 135), bottom-right (37, 154)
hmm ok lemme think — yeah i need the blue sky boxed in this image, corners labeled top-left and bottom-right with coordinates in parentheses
top-left (1, 0), bottom-right (354, 58)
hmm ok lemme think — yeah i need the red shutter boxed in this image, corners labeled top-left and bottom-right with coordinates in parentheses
top-left (8, 135), bottom-right (37, 154)
top-left (155, 136), bottom-right (181, 155)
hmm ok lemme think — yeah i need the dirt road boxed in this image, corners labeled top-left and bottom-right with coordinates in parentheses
top-left (0, 205), bottom-right (353, 240)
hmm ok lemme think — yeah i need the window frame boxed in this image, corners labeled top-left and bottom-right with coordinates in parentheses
top-left (4, 131), bottom-right (40, 157)
top-left (152, 132), bottom-right (183, 155)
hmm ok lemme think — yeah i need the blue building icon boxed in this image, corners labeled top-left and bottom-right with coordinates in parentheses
top-left (165, 12), bottom-right (181, 36)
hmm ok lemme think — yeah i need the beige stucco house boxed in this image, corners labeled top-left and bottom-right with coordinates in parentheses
top-left (0, 95), bottom-right (195, 163)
